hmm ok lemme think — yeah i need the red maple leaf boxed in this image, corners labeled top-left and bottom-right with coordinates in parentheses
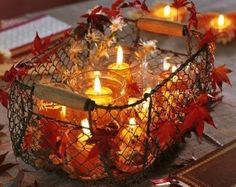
top-left (0, 90), bottom-right (9, 108)
top-left (181, 94), bottom-right (216, 137)
top-left (121, 0), bottom-right (149, 12)
top-left (126, 82), bottom-right (142, 97)
top-left (2, 66), bottom-right (28, 86)
top-left (112, 0), bottom-right (124, 10)
top-left (40, 119), bottom-right (61, 151)
top-left (172, 0), bottom-right (190, 9)
top-left (212, 64), bottom-right (232, 91)
top-left (86, 121), bottom-right (120, 160)
top-left (22, 127), bottom-right (33, 151)
top-left (198, 29), bottom-right (216, 49)
top-left (81, 6), bottom-right (111, 33)
top-left (32, 32), bottom-right (51, 55)
top-left (152, 121), bottom-right (177, 149)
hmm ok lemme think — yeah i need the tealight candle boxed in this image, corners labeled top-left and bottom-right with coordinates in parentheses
top-left (211, 14), bottom-right (231, 32)
top-left (66, 118), bottom-right (104, 178)
top-left (108, 45), bottom-right (131, 81)
top-left (85, 75), bottom-right (113, 105)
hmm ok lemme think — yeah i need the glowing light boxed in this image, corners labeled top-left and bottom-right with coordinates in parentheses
top-left (171, 65), bottom-right (177, 73)
top-left (94, 76), bottom-right (101, 94)
top-left (164, 5), bottom-right (171, 17)
top-left (81, 118), bottom-right (91, 136)
top-left (218, 14), bottom-right (225, 27)
top-left (117, 45), bottom-right (123, 66)
top-left (163, 57), bottom-right (171, 71)
top-left (129, 117), bottom-right (136, 127)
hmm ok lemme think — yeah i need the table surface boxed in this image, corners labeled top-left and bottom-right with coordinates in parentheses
top-left (0, 0), bottom-right (236, 186)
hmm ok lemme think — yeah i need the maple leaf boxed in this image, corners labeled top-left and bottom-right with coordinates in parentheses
top-left (172, 0), bottom-right (190, 9)
top-left (0, 152), bottom-right (18, 176)
top-left (81, 6), bottom-right (111, 33)
top-left (121, 0), bottom-right (149, 12)
top-left (74, 23), bottom-right (89, 39)
top-left (212, 64), bottom-right (232, 91)
top-left (40, 120), bottom-right (61, 151)
top-left (112, 0), bottom-right (124, 10)
top-left (32, 32), bottom-right (52, 55)
top-left (0, 90), bottom-right (9, 108)
top-left (126, 82), bottom-right (142, 97)
top-left (22, 127), bottom-right (33, 151)
top-left (2, 65), bottom-right (28, 86)
top-left (198, 29), bottom-right (216, 49)
top-left (86, 121), bottom-right (120, 160)
top-left (152, 121), bottom-right (177, 149)
top-left (182, 96), bottom-right (216, 137)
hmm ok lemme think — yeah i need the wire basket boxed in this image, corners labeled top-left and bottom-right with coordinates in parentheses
top-left (8, 17), bottom-right (213, 185)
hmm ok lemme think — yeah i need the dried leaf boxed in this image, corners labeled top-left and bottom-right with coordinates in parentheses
top-left (0, 163), bottom-right (18, 176)
top-left (182, 97), bottom-right (216, 137)
top-left (0, 90), bottom-right (8, 108)
top-left (198, 29), bottom-right (216, 49)
top-left (0, 152), bottom-right (8, 165)
top-left (32, 32), bottom-right (52, 55)
top-left (22, 127), bottom-right (33, 151)
top-left (172, 0), bottom-right (190, 9)
top-left (212, 64), bottom-right (232, 91)
top-left (152, 121), bottom-right (177, 149)
top-left (0, 125), bottom-right (4, 131)
top-left (112, 0), bottom-right (124, 10)
top-left (126, 82), bottom-right (142, 97)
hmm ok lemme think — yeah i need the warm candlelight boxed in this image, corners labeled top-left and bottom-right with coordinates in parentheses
top-left (163, 57), bottom-right (171, 71)
top-left (211, 14), bottom-right (231, 31)
top-left (152, 4), bottom-right (178, 21)
top-left (65, 118), bottom-right (103, 178)
top-left (38, 101), bottom-right (67, 120)
top-left (77, 118), bottom-right (92, 142)
top-left (85, 75), bottom-right (113, 105)
top-left (108, 46), bottom-right (131, 81)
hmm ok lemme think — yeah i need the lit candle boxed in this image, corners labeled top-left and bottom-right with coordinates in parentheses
top-left (211, 14), bottom-right (231, 31)
top-left (66, 118), bottom-right (104, 178)
top-left (108, 45), bottom-right (131, 81)
top-left (152, 4), bottom-right (178, 21)
top-left (77, 118), bottom-right (92, 142)
top-left (163, 57), bottom-right (171, 71)
top-left (116, 117), bottom-right (145, 173)
top-left (85, 75), bottom-right (113, 105)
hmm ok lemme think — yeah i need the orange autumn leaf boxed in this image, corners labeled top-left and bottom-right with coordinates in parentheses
top-left (182, 96), bottom-right (216, 137)
top-left (152, 121), bottom-right (177, 149)
top-left (198, 29), bottom-right (216, 49)
top-left (126, 82), bottom-right (142, 97)
top-left (212, 64), bottom-right (232, 91)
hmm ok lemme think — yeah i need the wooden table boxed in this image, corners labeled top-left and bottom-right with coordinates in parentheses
top-left (0, 0), bottom-right (236, 186)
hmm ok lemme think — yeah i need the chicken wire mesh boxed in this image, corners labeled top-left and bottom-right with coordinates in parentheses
top-left (8, 19), bottom-right (213, 185)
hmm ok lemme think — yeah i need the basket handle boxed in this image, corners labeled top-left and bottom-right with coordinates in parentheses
top-left (137, 17), bottom-right (188, 37)
top-left (33, 83), bottom-right (95, 111)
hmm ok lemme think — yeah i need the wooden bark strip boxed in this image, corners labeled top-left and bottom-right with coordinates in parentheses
top-left (34, 83), bottom-right (94, 111)
top-left (137, 17), bottom-right (187, 37)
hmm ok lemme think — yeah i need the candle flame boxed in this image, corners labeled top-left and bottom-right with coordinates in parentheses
top-left (163, 57), bottom-right (171, 71)
top-left (218, 14), bottom-right (225, 27)
top-left (171, 65), bottom-right (177, 73)
top-left (61, 106), bottom-right (66, 118)
top-left (81, 118), bottom-right (91, 136)
top-left (117, 45), bottom-right (123, 66)
top-left (129, 117), bottom-right (136, 127)
top-left (94, 76), bottom-right (101, 94)
top-left (164, 5), bottom-right (171, 17)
